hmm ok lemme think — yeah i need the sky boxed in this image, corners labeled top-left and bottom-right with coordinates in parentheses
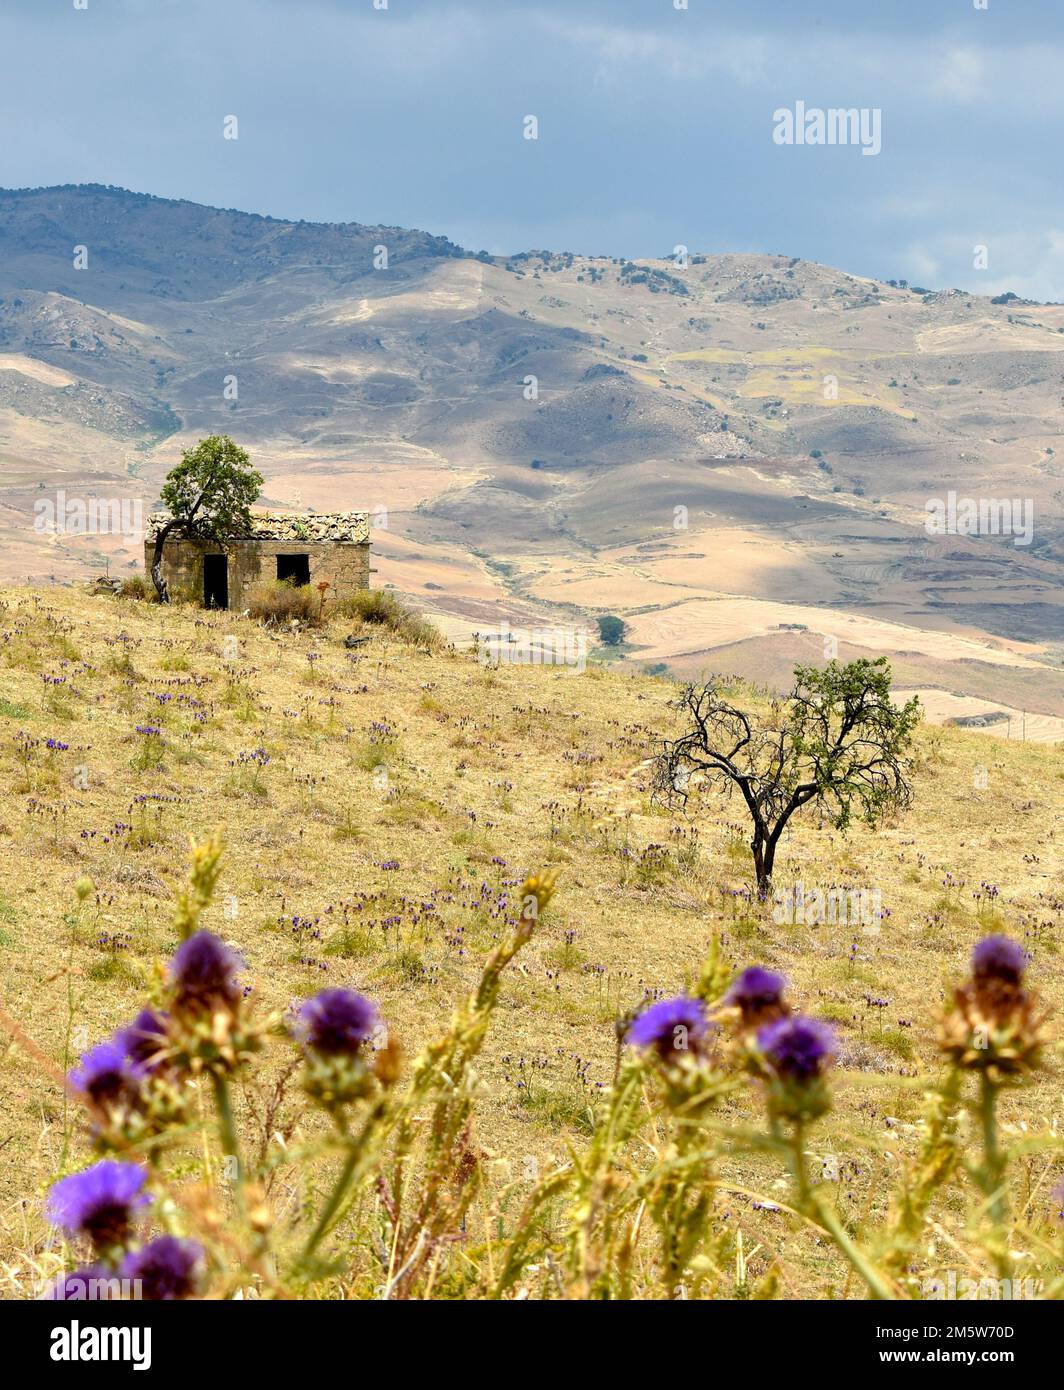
top-left (3, 0), bottom-right (1064, 298)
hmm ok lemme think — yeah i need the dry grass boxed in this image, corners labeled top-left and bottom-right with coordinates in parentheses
top-left (246, 578), bottom-right (319, 625)
top-left (0, 584), bottom-right (1060, 1295)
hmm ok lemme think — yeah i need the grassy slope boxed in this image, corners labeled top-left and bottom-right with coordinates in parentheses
top-left (0, 586), bottom-right (1060, 1292)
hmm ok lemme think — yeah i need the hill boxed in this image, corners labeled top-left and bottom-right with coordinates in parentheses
top-left (1, 185), bottom-right (1063, 724)
top-left (0, 585), bottom-right (1060, 1295)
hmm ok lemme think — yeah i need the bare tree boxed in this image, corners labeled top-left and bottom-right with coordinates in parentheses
top-left (653, 659), bottom-right (921, 899)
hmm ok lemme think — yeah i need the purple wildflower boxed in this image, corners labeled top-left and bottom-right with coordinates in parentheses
top-left (757, 1016), bottom-right (836, 1081)
top-left (728, 966), bottom-right (785, 1006)
top-left (69, 1040), bottom-right (138, 1106)
top-left (972, 936), bottom-right (1026, 986)
top-left (169, 931), bottom-right (243, 1015)
top-left (116, 1009), bottom-right (170, 1074)
top-left (727, 966), bottom-right (787, 1027)
top-left (627, 996), bottom-right (708, 1058)
top-left (121, 1236), bottom-right (202, 1301)
top-left (296, 988), bottom-right (378, 1055)
top-left (46, 1161), bottom-right (150, 1249)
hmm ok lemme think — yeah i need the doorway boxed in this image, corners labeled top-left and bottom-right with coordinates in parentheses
top-left (277, 553), bottom-right (311, 586)
top-left (203, 554), bottom-right (229, 609)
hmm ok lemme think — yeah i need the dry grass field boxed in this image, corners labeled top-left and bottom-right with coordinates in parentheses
top-left (0, 584), bottom-right (1061, 1297)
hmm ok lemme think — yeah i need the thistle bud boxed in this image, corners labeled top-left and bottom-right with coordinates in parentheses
top-left (294, 987), bottom-right (382, 1111)
top-left (46, 1161), bottom-right (150, 1258)
top-left (725, 966), bottom-right (789, 1032)
top-left (166, 932), bottom-right (261, 1076)
top-left (756, 1015), bottom-right (837, 1122)
top-left (938, 935), bottom-right (1047, 1081)
top-left (626, 995), bottom-right (710, 1062)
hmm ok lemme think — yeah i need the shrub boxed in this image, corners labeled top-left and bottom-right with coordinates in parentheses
top-left (119, 575), bottom-right (155, 601)
top-left (334, 589), bottom-right (441, 648)
top-left (596, 614), bottom-right (627, 647)
top-left (247, 579), bottom-right (317, 625)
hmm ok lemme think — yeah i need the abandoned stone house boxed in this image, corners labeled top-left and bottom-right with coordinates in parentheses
top-left (144, 511), bottom-right (371, 610)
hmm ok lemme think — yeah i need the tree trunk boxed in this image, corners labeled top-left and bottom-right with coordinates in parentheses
top-left (760, 837), bottom-right (778, 901)
top-left (752, 830), bottom-right (771, 901)
top-left (150, 524), bottom-right (174, 603)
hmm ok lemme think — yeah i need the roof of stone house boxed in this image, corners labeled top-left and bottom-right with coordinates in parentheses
top-left (146, 510), bottom-right (370, 544)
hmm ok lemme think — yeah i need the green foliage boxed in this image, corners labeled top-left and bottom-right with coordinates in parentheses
top-left (655, 659), bottom-right (921, 895)
top-left (159, 435), bottom-right (263, 542)
top-left (596, 614), bottom-right (627, 647)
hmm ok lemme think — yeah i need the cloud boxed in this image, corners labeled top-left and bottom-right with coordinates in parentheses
top-left (2, 1), bottom-right (1064, 296)
top-left (934, 47), bottom-right (986, 103)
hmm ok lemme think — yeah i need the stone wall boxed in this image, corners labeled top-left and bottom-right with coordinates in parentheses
top-left (143, 538), bottom-right (371, 609)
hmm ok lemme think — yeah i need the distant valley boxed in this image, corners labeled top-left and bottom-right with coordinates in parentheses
top-left (1, 183), bottom-right (1062, 725)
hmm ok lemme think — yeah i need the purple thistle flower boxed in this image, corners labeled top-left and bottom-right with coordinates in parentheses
top-left (45, 1265), bottom-right (116, 1301)
top-left (46, 1161), bottom-right (150, 1249)
top-left (121, 1236), bottom-right (202, 1301)
top-left (169, 931), bottom-right (243, 1014)
top-left (627, 996), bottom-right (708, 1058)
top-left (116, 1009), bottom-right (170, 1074)
top-left (296, 988), bottom-right (378, 1055)
top-left (758, 1016), bottom-right (836, 1081)
top-left (69, 1040), bottom-right (138, 1106)
top-left (972, 936), bottom-right (1027, 986)
top-left (728, 966), bottom-right (786, 1010)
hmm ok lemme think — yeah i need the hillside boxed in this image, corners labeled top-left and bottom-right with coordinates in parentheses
top-left (1, 186), bottom-right (1063, 725)
top-left (0, 585), bottom-right (1060, 1295)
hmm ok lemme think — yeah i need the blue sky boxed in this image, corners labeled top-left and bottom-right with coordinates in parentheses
top-left (3, 0), bottom-right (1063, 297)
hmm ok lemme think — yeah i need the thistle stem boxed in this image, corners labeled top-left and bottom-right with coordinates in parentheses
top-left (212, 1072), bottom-right (246, 1218)
top-left (791, 1120), bottom-right (810, 1207)
top-left (814, 1199), bottom-right (896, 1301)
top-left (978, 1073), bottom-right (1007, 1227)
top-left (300, 1144), bottom-right (360, 1265)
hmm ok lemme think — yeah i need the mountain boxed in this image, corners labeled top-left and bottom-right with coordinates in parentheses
top-left (1, 184), bottom-right (1063, 722)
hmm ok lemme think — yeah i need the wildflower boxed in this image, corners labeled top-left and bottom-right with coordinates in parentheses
top-left (726, 966), bottom-right (788, 1030)
top-left (755, 1015), bottom-right (837, 1122)
top-left (627, 996), bottom-right (708, 1059)
top-left (116, 1009), bottom-right (170, 1074)
top-left (46, 1161), bottom-right (150, 1252)
top-left (972, 935), bottom-right (1026, 987)
top-left (296, 988), bottom-right (385, 1111)
top-left (296, 988), bottom-right (378, 1056)
top-left (121, 1236), bottom-right (203, 1301)
top-left (167, 932), bottom-right (262, 1076)
top-left (69, 1040), bottom-right (141, 1108)
top-left (169, 931), bottom-right (243, 1017)
top-left (758, 1016), bottom-right (836, 1081)
top-left (939, 934), bottom-right (1046, 1080)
